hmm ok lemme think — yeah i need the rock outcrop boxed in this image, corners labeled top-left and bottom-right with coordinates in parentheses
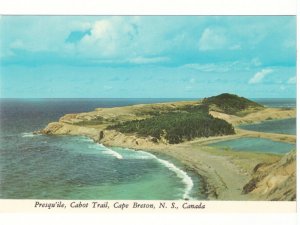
top-left (37, 94), bottom-right (296, 201)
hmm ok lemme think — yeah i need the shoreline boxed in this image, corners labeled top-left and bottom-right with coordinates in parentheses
top-left (38, 102), bottom-right (296, 200)
top-left (99, 136), bottom-right (280, 200)
top-left (88, 117), bottom-right (295, 200)
top-left (79, 135), bottom-right (204, 200)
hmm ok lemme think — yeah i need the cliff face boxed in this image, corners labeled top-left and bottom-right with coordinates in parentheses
top-left (243, 150), bottom-right (296, 201)
top-left (40, 122), bottom-right (100, 141)
top-left (38, 94), bottom-right (296, 201)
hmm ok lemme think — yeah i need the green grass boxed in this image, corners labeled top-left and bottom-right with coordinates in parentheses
top-left (73, 117), bottom-right (104, 126)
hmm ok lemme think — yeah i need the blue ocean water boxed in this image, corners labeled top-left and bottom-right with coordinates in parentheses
top-left (239, 118), bottom-right (296, 135)
top-left (0, 98), bottom-right (202, 200)
top-left (253, 98), bottom-right (296, 108)
top-left (0, 98), bottom-right (296, 199)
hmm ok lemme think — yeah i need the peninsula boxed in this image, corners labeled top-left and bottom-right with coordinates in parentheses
top-left (38, 93), bottom-right (296, 201)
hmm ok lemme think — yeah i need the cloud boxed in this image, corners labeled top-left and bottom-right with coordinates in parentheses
top-left (287, 76), bottom-right (296, 84)
top-left (77, 17), bottom-right (139, 58)
top-left (198, 27), bottom-right (241, 51)
top-left (128, 56), bottom-right (169, 64)
top-left (1, 16), bottom-right (296, 68)
top-left (184, 63), bottom-right (230, 73)
top-left (199, 28), bottom-right (228, 51)
top-left (183, 60), bottom-right (261, 73)
top-left (248, 68), bottom-right (273, 84)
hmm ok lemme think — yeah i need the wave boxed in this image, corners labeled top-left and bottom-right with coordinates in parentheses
top-left (88, 143), bottom-right (193, 198)
top-left (75, 136), bottom-right (94, 143)
top-left (22, 132), bottom-right (41, 138)
top-left (152, 154), bottom-right (194, 200)
top-left (131, 150), bottom-right (194, 200)
top-left (118, 148), bottom-right (154, 160)
top-left (89, 143), bottom-right (123, 160)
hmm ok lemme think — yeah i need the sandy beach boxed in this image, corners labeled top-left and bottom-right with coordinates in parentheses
top-left (99, 130), bottom-right (285, 200)
top-left (39, 101), bottom-right (296, 200)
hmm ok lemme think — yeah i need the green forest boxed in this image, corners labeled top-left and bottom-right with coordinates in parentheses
top-left (108, 105), bottom-right (235, 144)
top-left (202, 93), bottom-right (263, 115)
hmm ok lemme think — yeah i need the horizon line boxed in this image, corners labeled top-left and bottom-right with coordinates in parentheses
top-left (0, 97), bottom-right (296, 99)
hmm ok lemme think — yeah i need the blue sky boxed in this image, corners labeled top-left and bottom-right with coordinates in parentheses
top-left (0, 16), bottom-right (296, 98)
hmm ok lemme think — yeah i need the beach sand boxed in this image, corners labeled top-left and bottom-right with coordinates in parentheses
top-left (39, 103), bottom-right (296, 200)
top-left (100, 130), bottom-right (282, 200)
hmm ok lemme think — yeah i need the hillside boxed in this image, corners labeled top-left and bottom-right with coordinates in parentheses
top-left (39, 94), bottom-right (287, 145)
top-left (202, 93), bottom-right (264, 115)
top-left (108, 108), bottom-right (235, 144)
top-left (106, 93), bottom-right (265, 143)
top-left (243, 150), bottom-right (296, 200)
top-left (38, 93), bottom-right (296, 201)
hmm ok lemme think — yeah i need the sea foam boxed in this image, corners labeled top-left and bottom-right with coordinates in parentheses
top-left (22, 132), bottom-right (41, 138)
top-left (123, 148), bottom-right (194, 200)
top-left (88, 143), bottom-right (193, 198)
top-left (89, 143), bottom-right (123, 159)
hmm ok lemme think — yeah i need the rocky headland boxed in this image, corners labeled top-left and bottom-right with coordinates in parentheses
top-left (37, 93), bottom-right (296, 200)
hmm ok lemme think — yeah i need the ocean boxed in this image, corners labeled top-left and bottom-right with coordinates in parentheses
top-left (0, 98), bottom-right (296, 199)
top-left (0, 98), bottom-right (203, 200)
top-left (239, 118), bottom-right (296, 135)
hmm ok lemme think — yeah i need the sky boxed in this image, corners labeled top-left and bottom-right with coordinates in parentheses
top-left (0, 16), bottom-right (296, 98)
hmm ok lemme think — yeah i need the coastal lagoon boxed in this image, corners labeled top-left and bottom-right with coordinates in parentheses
top-left (0, 98), bottom-right (295, 199)
top-left (209, 137), bottom-right (295, 155)
top-left (208, 100), bottom-right (296, 155)
top-left (209, 115), bottom-right (296, 155)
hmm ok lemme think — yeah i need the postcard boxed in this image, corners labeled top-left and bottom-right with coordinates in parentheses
top-left (0, 9), bottom-right (297, 224)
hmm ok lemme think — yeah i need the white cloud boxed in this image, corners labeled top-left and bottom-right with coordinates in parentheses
top-left (77, 17), bottom-right (139, 58)
top-left (128, 56), bottom-right (169, 64)
top-left (287, 76), bottom-right (296, 84)
top-left (199, 28), bottom-right (228, 51)
top-left (183, 60), bottom-right (258, 73)
top-left (198, 28), bottom-right (241, 51)
top-left (248, 68), bottom-right (273, 84)
top-left (184, 63), bottom-right (230, 73)
top-left (2, 16), bottom-right (295, 69)
top-left (70, 21), bottom-right (93, 31)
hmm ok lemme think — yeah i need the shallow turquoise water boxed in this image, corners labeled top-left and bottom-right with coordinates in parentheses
top-left (0, 134), bottom-right (204, 200)
top-left (0, 98), bottom-right (295, 199)
top-left (209, 137), bottom-right (295, 154)
top-left (239, 118), bottom-right (296, 135)
top-left (0, 99), bottom-right (205, 200)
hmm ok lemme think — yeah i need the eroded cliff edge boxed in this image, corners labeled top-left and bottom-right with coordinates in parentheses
top-left (37, 94), bottom-right (296, 200)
